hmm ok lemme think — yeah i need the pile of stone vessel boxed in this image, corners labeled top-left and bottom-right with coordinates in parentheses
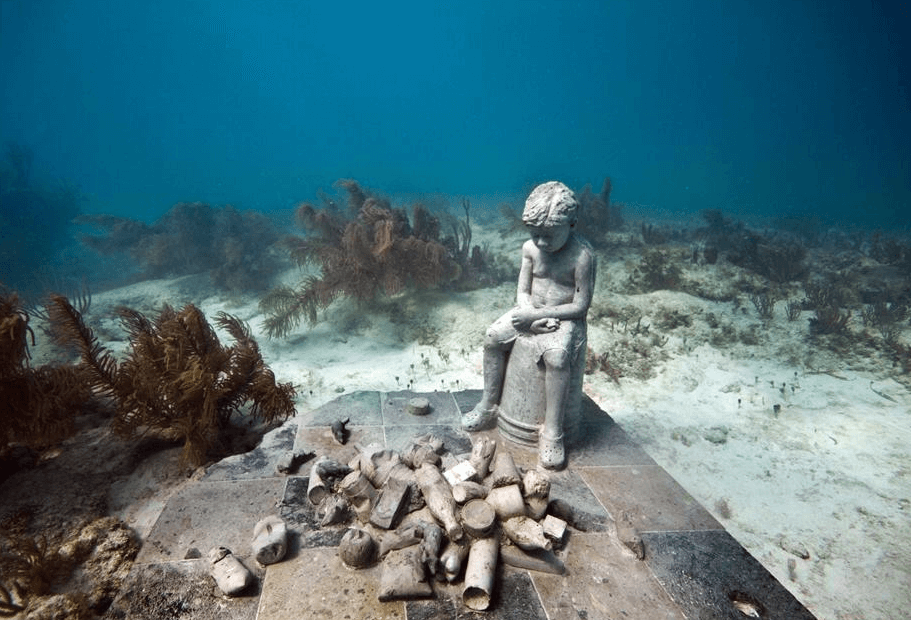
top-left (205, 431), bottom-right (581, 611)
top-left (315, 432), bottom-right (570, 611)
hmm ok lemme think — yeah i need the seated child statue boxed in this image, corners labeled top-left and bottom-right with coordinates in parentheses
top-left (462, 181), bottom-right (596, 469)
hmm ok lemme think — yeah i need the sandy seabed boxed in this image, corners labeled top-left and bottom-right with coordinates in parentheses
top-left (16, 222), bottom-right (911, 620)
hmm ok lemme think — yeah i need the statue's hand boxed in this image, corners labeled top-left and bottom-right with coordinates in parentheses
top-left (530, 318), bottom-right (559, 334)
top-left (511, 308), bottom-right (536, 331)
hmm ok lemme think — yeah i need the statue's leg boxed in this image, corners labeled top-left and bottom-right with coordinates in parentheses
top-left (539, 348), bottom-right (571, 469)
top-left (462, 335), bottom-right (510, 431)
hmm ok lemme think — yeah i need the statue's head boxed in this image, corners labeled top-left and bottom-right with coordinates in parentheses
top-left (522, 181), bottom-right (578, 228)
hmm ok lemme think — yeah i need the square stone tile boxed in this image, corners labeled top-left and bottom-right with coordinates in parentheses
top-left (298, 390), bottom-right (383, 426)
top-left (452, 389), bottom-right (484, 414)
top-left (106, 559), bottom-right (262, 619)
top-left (641, 530), bottom-right (817, 619)
top-left (202, 423), bottom-right (297, 481)
top-left (294, 425), bottom-right (386, 466)
top-left (278, 476), bottom-right (349, 549)
top-left (579, 466), bottom-right (722, 533)
top-left (384, 424), bottom-right (474, 456)
top-left (136, 478), bottom-right (286, 564)
top-left (531, 532), bottom-right (685, 620)
top-left (381, 390), bottom-right (460, 426)
top-left (545, 468), bottom-right (613, 532)
top-left (570, 399), bottom-right (656, 467)
top-left (257, 546), bottom-right (406, 620)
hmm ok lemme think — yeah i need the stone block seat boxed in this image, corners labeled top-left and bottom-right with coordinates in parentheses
top-left (497, 327), bottom-right (586, 447)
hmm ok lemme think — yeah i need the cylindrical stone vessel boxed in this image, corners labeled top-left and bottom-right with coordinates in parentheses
top-left (462, 537), bottom-right (499, 611)
top-left (497, 329), bottom-right (586, 445)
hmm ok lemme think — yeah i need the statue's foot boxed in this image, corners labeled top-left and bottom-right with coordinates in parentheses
top-left (538, 431), bottom-right (565, 470)
top-left (462, 404), bottom-right (498, 431)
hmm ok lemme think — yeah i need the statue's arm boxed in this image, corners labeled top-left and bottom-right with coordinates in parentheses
top-left (572, 247), bottom-right (596, 315)
top-left (515, 241), bottom-right (535, 307)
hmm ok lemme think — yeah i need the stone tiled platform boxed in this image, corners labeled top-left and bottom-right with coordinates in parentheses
top-left (107, 390), bottom-right (816, 619)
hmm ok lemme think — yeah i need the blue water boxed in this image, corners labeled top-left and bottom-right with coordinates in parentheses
top-left (1, 0), bottom-right (908, 288)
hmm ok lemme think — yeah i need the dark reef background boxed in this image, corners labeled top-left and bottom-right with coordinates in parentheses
top-left (1, 0), bottom-right (908, 226)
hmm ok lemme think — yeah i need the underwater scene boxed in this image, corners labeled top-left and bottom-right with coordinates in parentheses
top-left (1, 1), bottom-right (909, 619)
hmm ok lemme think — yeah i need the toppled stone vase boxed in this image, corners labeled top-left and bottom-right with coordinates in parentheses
top-left (251, 515), bottom-right (288, 566)
top-left (209, 546), bottom-right (253, 596)
top-left (339, 528), bottom-right (377, 569)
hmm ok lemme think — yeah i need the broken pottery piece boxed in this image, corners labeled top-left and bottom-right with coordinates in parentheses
top-left (402, 433), bottom-right (445, 468)
top-left (490, 451), bottom-right (521, 488)
top-left (370, 477), bottom-right (409, 530)
top-left (406, 397), bottom-right (432, 416)
top-left (318, 494), bottom-right (351, 526)
top-left (414, 463), bottom-right (464, 541)
top-left (463, 537), bottom-right (498, 611)
top-left (208, 546), bottom-right (253, 596)
top-left (439, 542), bottom-right (469, 583)
top-left (522, 469), bottom-right (550, 499)
top-left (379, 523), bottom-right (425, 557)
top-left (443, 460), bottom-right (478, 486)
top-left (523, 468), bottom-right (551, 521)
top-left (500, 544), bottom-right (566, 575)
top-left (541, 514), bottom-right (567, 543)
top-left (415, 432), bottom-right (444, 454)
top-left (251, 515), bottom-right (288, 565)
top-left (525, 496), bottom-right (549, 520)
top-left (339, 470), bottom-right (377, 523)
top-left (364, 449), bottom-right (410, 488)
top-left (402, 443), bottom-right (441, 468)
top-left (461, 499), bottom-right (497, 539)
top-left (349, 442), bottom-right (385, 472)
top-left (378, 547), bottom-right (433, 601)
top-left (485, 484), bottom-right (525, 520)
top-left (468, 436), bottom-right (497, 479)
top-left (339, 528), bottom-right (377, 569)
top-left (451, 481), bottom-right (486, 504)
top-left (502, 516), bottom-right (552, 551)
top-left (307, 457), bottom-right (352, 505)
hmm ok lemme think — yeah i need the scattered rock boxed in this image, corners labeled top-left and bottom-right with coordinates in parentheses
top-left (778, 537), bottom-right (810, 559)
top-left (703, 425), bottom-right (729, 444)
top-left (276, 449), bottom-right (315, 474)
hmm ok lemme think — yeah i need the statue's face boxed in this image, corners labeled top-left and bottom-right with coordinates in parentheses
top-left (527, 223), bottom-right (571, 253)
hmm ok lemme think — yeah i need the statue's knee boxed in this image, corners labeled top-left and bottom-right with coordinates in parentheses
top-left (484, 329), bottom-right (511, 351)
top-left (542, 349), bottom-right (570, 370)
